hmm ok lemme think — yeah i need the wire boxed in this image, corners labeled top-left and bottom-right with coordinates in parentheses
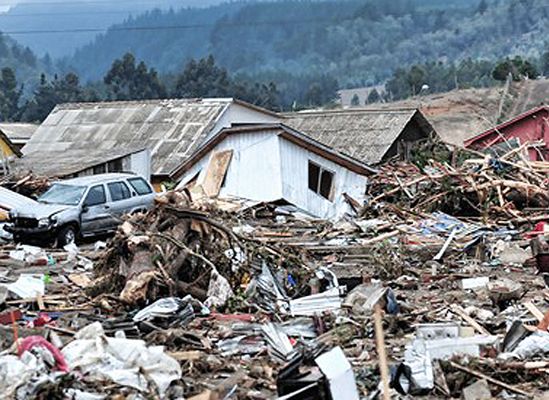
top-left (0, 17), bottom-right (336, 36)
top-left (0, 0), bottom-right (175, 5)
top-left (0, 10), bottom-right (139, 17)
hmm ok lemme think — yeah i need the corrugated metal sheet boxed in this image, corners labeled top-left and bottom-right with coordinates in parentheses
top-left (23, 99), bottom-right (232, 176)
top-left (284, 108), bottom-right (419, 164)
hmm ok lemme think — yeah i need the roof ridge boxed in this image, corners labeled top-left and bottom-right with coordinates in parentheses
top-left (283, 107), bottom-right (418, 117)
top-left (52, 98), bottom-right (236, 109)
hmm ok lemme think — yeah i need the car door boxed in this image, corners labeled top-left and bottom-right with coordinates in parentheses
top-left (106, 181), bottom-right (135, 224)
top-left (80, 184), bottom-right (112, 235)
top-left (127, 177), bottom-right (156, 210)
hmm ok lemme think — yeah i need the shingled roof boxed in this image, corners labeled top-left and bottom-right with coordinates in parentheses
top-left (284, 108), bottom-right (435, 164)
top-left (23, 98), bottom-right (279, 177)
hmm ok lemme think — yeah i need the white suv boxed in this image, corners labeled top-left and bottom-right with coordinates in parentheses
top-left (7, 173), bottom-right (155, 246)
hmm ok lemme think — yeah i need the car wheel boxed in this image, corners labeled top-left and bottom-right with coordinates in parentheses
top-left (57, 225), bottom-right (77, 248)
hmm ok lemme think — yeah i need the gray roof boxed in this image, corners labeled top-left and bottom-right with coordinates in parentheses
top-left (22, 99), bottom-right (241, 176)
top-left (14, 145), bottom-right (146, 178)
top-left (173, 123), bottom-right (377, 179)
top-left (0, 123), bottom-right (39, 142)
top-left (284, 108), bottom-right (433, 164)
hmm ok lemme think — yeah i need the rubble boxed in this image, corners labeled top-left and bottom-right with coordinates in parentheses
top-left (1, 148), bottom-right (549, 399)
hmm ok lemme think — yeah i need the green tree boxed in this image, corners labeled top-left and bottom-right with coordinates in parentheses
top-left (174, 55), bottom-right (231, 98)
top-left (476, 0), bottom-right (488, 14)
top-left (367, 88), bottom-right (381, 104)
top-left (407, 65), bottom-right (426, 96)
top-left (0, 67), bottom-right (22, 121)
top-left (21, 73), bottom-right (94, 122)
top-left (173, 55), bottom-right (281, 109)
top-left (104, 53), bottom-right (166, 100)
top-left (350, 93), bottom-right (360, 106)
top-left (493, 56), bottom-right (539, 81)
top-left (542, 50), bottom-right (549, 76)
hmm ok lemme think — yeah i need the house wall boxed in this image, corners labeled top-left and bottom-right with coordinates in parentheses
top-left (468, 110), bottom-right (549, 161)
top-left (0, 138), bottom-right (16, 158)
top-left (278, 137), bottom-right (368, 219)
top-left (177, 131), bottom-right (368, 219)
top-left (209, 103), bottom-right (281, 139)
top-left (129, 149), bottom-right (151, 179)
top-left (75, 149), bottom-right (152, 180)
top-left (178, 131), bottom-right (283, 202)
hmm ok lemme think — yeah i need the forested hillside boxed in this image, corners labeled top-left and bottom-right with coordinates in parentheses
top-left (66, 0), bottom-right (548, 89)
top-left (0, 0), bottom-right (226, 58)
top-left (0, 33), bottom-right (53, 91)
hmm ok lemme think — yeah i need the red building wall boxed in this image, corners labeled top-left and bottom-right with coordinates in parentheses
top-left (466, 108), bottom-right (549, 161)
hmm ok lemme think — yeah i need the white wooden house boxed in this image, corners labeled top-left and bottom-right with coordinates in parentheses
top-left (174, 124), bottom-right (375, 219)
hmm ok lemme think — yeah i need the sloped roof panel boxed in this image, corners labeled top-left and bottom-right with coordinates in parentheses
top-left (23, 99), bottom-right (233, 176)
top-left (284, 108), bottom-right (423, 164)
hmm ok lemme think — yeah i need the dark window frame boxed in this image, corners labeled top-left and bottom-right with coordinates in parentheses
top-left (307, 161), bottom-right (335, 201)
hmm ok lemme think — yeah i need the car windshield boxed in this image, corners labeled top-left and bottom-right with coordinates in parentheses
top-left (38, 184), bottom-right (87, 206)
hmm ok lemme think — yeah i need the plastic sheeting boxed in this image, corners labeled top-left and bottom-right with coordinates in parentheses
top-left (62, 322), bottom-right (181, 396)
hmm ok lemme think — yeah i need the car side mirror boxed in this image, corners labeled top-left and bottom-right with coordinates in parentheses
top-left (82, 205), bottom-right (89, 213)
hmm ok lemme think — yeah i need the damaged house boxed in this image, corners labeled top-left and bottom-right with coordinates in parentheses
top-left (19, 98), bottom-right (280, 185)
top-left (285, 108), bottom-right (437, 165)
top-left (464, 105), bottom-right (549, 160)
top-left (174, 124), bottom-right (375, 219)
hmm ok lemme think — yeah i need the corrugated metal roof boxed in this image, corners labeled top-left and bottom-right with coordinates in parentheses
top-left (22, 99), bottom-right (234, 176)
top-left (284, 108), bottom-right (426, 164)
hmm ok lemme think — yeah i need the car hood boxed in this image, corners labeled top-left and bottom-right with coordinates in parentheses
top-left (14, 202), bottom-right (74, 219)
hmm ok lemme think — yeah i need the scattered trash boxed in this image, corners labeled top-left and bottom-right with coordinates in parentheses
top-left (1, 152), bottom-right (549, 399)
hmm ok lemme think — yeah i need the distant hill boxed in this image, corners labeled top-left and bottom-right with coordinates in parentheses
top-left (0, 0), bottom-right (228, 59)
top-left (64, 0), bottom-right (548, 86)
top-left (0, 32), bottom-right (52, 94)
top-left (367, 78), bottom-right (549, 146)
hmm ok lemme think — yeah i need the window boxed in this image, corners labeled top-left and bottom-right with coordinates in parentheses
top-left (308, 161), bottom-right (334, 200)
top-left (93, 164), bottom-right (106, 174)
top-left (128, 177), bottom-right (153, 195)
top-left (108, 182), bottom-right (131, 201)
top-left (40, 184), bottom-right (87, 206)
top-left (84, 185), bottom-right (106, 206)
top-left (107, 158), bottom-right (123, 173)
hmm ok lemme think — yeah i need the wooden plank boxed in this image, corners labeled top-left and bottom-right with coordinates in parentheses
top-left (201, 150), bottom-right (233, 197)
top-left (524, 301), bottom-right (545, 322)
top-left (449, 361), bottom-right (532, 397)
top-left (374, 305), bottom-right (390, 400)
top-left (450, 305), bottom-right (491, 336)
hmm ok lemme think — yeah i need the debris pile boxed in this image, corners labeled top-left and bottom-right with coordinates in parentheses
top-left (1, 154), bottom-right (549, 398)
top-left (364, 155), bottom-right (549, 223)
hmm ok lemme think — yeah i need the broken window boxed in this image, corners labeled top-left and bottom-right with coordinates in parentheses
top-left (308, 161), bottom-right (334, 200)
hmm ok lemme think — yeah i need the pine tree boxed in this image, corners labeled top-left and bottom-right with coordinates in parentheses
top-left (0, 68), bottom-right (21, 121)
